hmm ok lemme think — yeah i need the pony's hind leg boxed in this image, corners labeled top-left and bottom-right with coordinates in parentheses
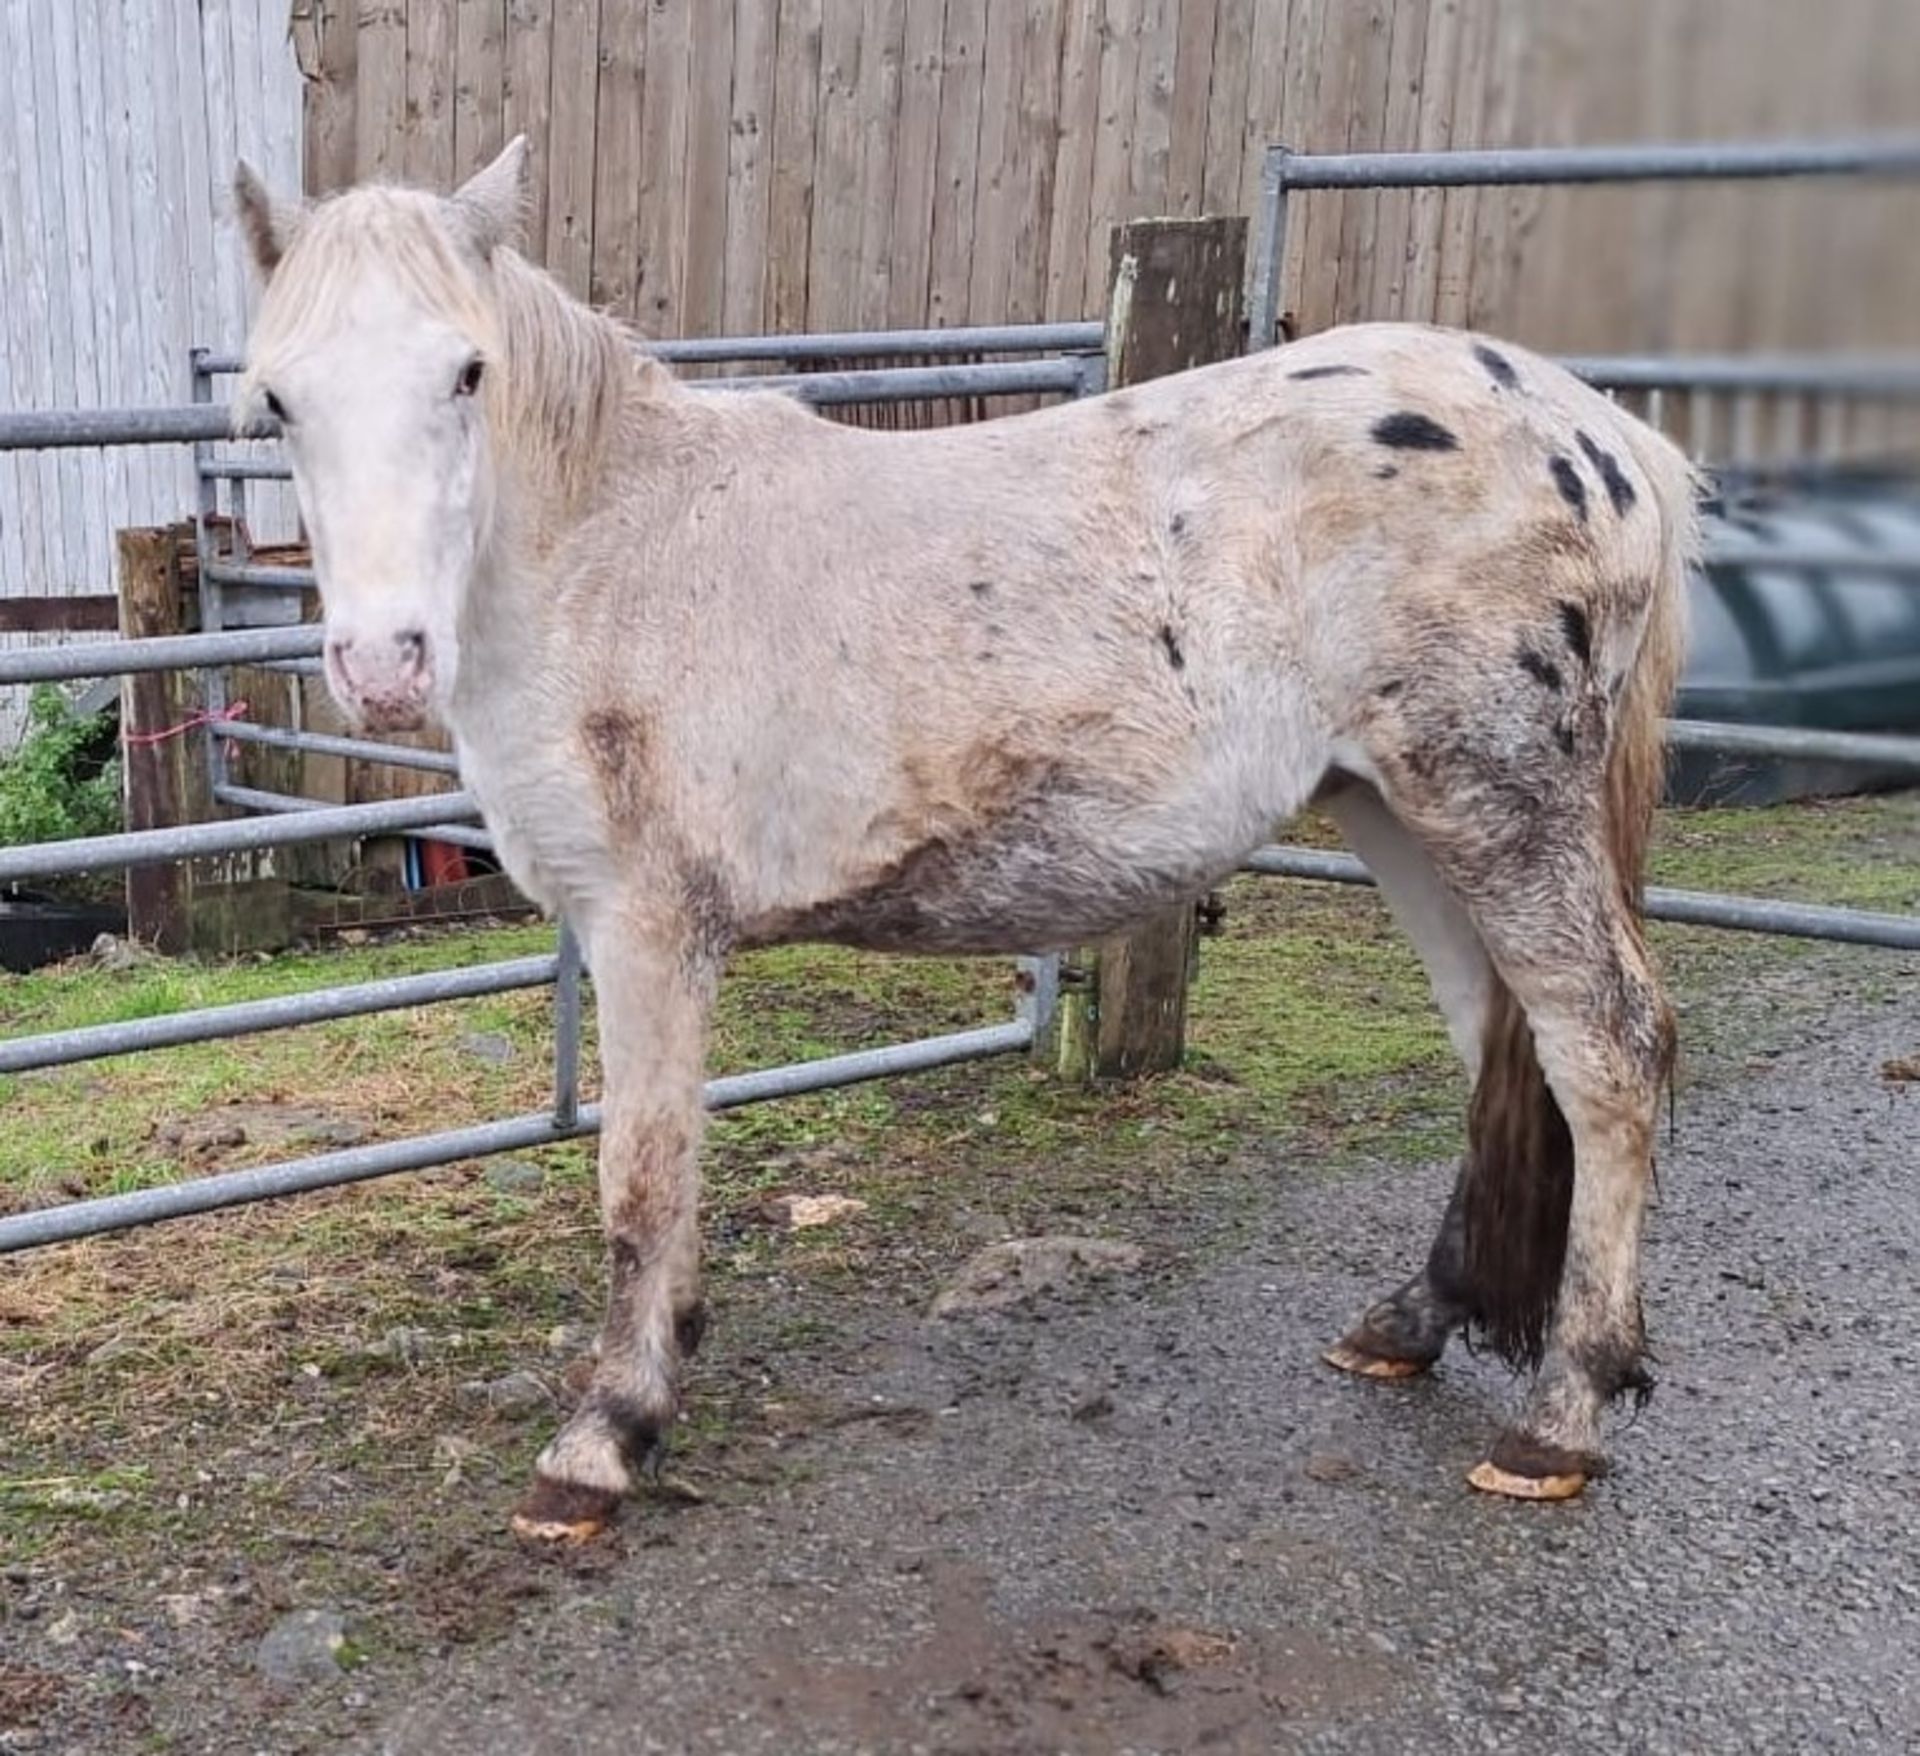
top-left (1375, 772), bottom-right (1670, 1498)
top-left (511, 899), bottom-right (721, 1542)
top-left (1320, 779), bottom-right (1491, 1379)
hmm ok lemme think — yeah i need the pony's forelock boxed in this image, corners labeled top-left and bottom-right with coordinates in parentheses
top-left (240, 188), bottom-right (502, 401)
top-left (240, 182), bottom-right (647, 516)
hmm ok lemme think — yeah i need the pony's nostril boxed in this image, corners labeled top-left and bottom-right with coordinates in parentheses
top-left (395, 629), bottom-right (428, 673)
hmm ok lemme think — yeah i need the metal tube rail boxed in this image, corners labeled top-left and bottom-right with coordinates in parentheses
top-left (218, 722), bottom-right (463, 776)
top-left (700, 358), bottom-right (1095, 403)
top-left (1242, 845), bottom-right (1920, 951)
top-left (190, 322), bottom-right (1109, 378)
top-left (1698, 544), bottom-right (1920, 577)
top-left (1569, 355), bottom-right (1920, 400)
top-left (213, 784), bottom-right (490, 854)
top-left (553, 922), bottom-right (584, 1131)
top-left (1667, 720), bottom-right (1920, 770)
top-left (0, 955), bottom-right (561, 1076)
top-left (1249, 134), bottom-right (1920, 355)
top-left (198, 457), bottom-right (293, 481)
top-left (0, 405), bottom-right (252, 449)
top-left (1270, 137), bottom-right (1920, 191)
top-left (202, 561), bottom-right (315, 590)
top-left (0, 1018), bottom-right (1033, 1253)
top-left (0, 791), bottom-right (481, 884)
top-left (0, 624), bottom-right (321, 684)
top-left (6, 360), bottom-right (1092, 455)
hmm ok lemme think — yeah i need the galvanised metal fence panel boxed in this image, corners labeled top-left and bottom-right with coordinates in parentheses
top-left (3, 310), bottom-right (1918, 1255)
top-left (1, 328), bottom-right (1104, 1253)
top-left (1247, 134), bottom-right (1920, 387)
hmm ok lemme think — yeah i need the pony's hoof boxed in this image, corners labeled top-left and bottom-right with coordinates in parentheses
top-left (510, 1475), bottom-right (623, 1543)
top-left (1466, 1459), bottom-right (1588, 1502)
top-left (1322, 1339), bottom-right (1431, 1380)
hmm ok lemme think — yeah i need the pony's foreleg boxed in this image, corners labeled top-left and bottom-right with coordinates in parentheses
top-left (512, 906), bottom-right (718, 1543)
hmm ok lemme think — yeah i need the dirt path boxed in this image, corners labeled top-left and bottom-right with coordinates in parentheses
top-left (6, 930), bottom-right (1917, 1755)
top-left (328, 996), bottom-right (1917, 1754)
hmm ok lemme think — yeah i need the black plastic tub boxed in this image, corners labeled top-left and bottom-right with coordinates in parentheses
top-left (0, 892), bottom-right (127, 974)
top-left (1671, 477), bottom-right (1920, 806)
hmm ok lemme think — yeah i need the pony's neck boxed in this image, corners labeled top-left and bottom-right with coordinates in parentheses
top-left (485, 250), bottom-right (674, 553)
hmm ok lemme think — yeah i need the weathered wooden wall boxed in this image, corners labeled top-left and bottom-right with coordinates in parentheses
top-left (295, 0), bottom-right (1919, 356)
top-left (0, 0), bottom-right (303, 744)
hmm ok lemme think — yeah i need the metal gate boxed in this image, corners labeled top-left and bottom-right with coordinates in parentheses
top-left (5, 144), bottom-right (1920, 1255)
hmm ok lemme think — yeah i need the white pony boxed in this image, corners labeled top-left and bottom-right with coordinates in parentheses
top-left (236, 141), bottom-right (1693, 1540)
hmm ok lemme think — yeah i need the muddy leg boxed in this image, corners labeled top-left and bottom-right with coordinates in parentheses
top-left (1325, 1176), bottom-right (1473, 1378)
top-left (1461, 882), bottom-right (1669, 1500)
top-left (513, 909), bottom-right (719, 1542)
top-left (1322, 782), bottom-right (1489, 1379)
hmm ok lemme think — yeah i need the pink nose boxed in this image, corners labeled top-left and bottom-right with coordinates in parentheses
top-left (324, 629), bottom-right (432, 727)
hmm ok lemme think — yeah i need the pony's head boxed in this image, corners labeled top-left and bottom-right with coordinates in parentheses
top-left (233, 141), bottom-right (528, 733)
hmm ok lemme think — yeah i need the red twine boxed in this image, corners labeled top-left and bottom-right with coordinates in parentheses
top-left (123, 700), bottom-right (250, 749)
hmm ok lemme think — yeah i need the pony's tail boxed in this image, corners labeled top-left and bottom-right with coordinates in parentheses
top-left (1449, 427), bottom-right (1696, 1367)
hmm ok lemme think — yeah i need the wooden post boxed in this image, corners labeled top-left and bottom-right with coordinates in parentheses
top-left (1056, 215), bottom-right (1249, 1081)
top-left (117, 526), bottom-right (206, 954)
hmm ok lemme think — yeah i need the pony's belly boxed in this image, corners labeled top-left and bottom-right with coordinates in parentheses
top-left (754, 817), bottom-right (1250, 956)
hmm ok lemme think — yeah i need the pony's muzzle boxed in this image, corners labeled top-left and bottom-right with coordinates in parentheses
top-left (325, 627), bottom-right (433, 732)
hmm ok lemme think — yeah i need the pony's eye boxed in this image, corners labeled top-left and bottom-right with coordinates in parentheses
top-left (455, 357), bottom-right (486, 398)
top-left (263, 389), bottom-right (289, 425)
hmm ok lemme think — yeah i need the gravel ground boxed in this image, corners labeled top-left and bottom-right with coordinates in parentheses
top-left (341, 989), bottom-right (1920, 1755)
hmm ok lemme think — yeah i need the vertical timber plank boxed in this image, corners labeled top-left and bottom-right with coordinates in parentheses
top-left (637, 0), bottom-right (692, 334)
top-left (408, 0), bottom-right (458, 189)
top-left (1043, 0), bottom-right (1100, 320)
top-left (544, 0), bottom-right (598, 297)
top-left (683, 0), bottom-right (738, 336)
top-left (590, 0), bottom-right (649, 318)
top-left (767, 0), bottom-right (825, 332)
top-left (926, 0), bottom-right (986, 326)
top-left (503, 0), bottom-right (555, 254)
top-left (117, 528), bottom-right (201, 955)
top-left (807, 0), bottom-right (869, 331)
top-left (887, 0), bottom-right (950, 326)
top-left (724, 0), bottom-right (781, 334)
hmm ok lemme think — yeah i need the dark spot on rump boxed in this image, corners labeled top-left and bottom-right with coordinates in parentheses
top-left (1158, 624), bottom-right (1186, 670)
top-left (1548, 454), bottom-right (1589, 521)
top-left (1169, 512), bottom-right (1188, 537)
top-left (1558, 600), bottom-right (1593, 667)
top-left (1554, 721), bottom-right (1576, 756)
top-left (1374, 464), bottom-right (1400, 480)
top-left (968, 579), bottom-right (994, 598)
top-left (1575, 430), bottom-right (1637, 515)
top-left (1372, 411), bottom-right (1460, 451)
top-left (1377, 678), bottom-right (1406, 699)
top-left (836, 638), bottom-right (851, 663)
top-left (1289, 363), bottom-right (1369, 381)
top-left (1472, 342), bottom-right (1520, 390)
top-left (1516, 644), bottom-right (1564, 691)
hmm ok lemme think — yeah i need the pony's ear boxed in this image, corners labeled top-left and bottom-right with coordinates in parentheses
top-left (450, 135), bottom-right (531, 260)
top-left (234, 160), bottom-right (301, 279)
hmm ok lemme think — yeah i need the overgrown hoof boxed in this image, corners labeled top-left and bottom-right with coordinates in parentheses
top-left (1322, 1339), bottom-right (1433, 1380)
top-left (1466, 1431), bottom-right (1604, 1502)
top-left (510, 1474), bottom-right (624, 1543)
